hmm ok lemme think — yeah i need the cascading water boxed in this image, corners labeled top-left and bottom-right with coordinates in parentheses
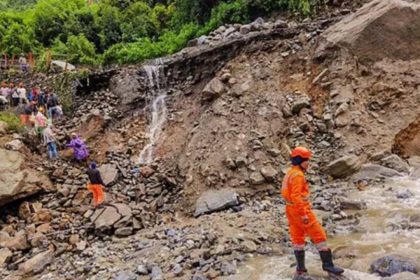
top-left (138, 60), bottom-right (168, 165)
top-left (227, 174), bottom-right (420, 280)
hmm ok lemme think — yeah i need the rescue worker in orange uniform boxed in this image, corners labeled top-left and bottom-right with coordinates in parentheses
top-left (282, 147), bottom-right (344, 276)
top-left (86, 162), bottom-right (106, 207)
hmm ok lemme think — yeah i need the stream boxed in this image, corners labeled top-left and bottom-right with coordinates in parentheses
top-left (227, 175), bottom-right (420, 279)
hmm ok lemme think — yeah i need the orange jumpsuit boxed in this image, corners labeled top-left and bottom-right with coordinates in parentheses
top-left (87, 184), bottom-right (105, 207)
top-left (282, 166), bottom-right (327, 249)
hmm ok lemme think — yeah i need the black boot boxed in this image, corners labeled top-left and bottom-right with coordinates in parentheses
top-left (319, 249), bottom-right (344, 275)
top-left (294, 250), bottom-right (308, 274)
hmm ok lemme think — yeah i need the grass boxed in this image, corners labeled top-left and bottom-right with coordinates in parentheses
top-left (0, 111), bottom-right (23, 133)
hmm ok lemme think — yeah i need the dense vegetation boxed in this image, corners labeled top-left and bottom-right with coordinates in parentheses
top-left (0, 0), bottom-right (321, 67)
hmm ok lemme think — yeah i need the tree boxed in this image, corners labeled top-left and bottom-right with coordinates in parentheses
top-left (121, 2), bottom-right (157, 42)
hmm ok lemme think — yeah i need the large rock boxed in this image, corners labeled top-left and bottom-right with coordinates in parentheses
top-left (5, 139), bottom-right (23, 151)
top-left (260, 165), bottom-right (278, 182)
top-left (0, 248), bottom-right (12, 266)
top-left (0, 149), bottom-right (52, 206)
top-left (351, 164), bottom-right (403, 182)
top-left (370, 255), bottom-right (418, 277)
top-left (316, 0), bottom-right (420, 62)
top-left (195, 188), bottom-right (239, 217)
top-left (92, 206), bottom-right (121, 230)
top-left (98, 164), bottom-right (118, 186)
top-left (202, 77), bottom-right (225, 102)
top-left (326, 155), bottom-right (362, 178)
top-left (0, 230), bottom-right (29, 251)
top-left (19, 249), bottom-right (54, 275)
top-left (380, 154), bottom-right (410, 173)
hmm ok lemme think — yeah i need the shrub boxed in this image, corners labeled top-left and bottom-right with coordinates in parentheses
top-left (0, 112), bottom-right (23, 133)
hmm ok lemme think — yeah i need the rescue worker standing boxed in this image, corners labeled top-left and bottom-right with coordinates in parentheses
top-left (87, 162), bottom-right (106, 207)
top-left (282, 147), bottom-right (344, 276)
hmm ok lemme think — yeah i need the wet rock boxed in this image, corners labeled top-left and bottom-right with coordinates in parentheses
top-left (352, 164), bottom-right (403, 182)
top-left (250, 172), bottom-right (265, 185)
top-left (98, 164), bottom-right (118, 186)
top-left (370, 255), bottom-right (417, 277)
top-left (339, 197), bottom-right (367, 210)
top-left (194, 188), bottom-right (239, 217)
top-left (19, 249), bottom-right (54, 275)
top-left (396, 190), bottom-right (415, 200)
top-left (202, 77), bottom-right (225, 102)
top-left (242, 240), bottom-right (257, 253)
top-left (260, 165), bottom-right (278, 182)
top-left (380, 155), bottom-right (410, 174)
top-left (0, 248), bottom-right (12, 266)
top-left (326, 155), bottom-right (362, 178)
top-left (5, 139), bottom-right (23, 151)
top-left (92, 207), bottom-right (121, 230)
top-left (0, 149), bottom-right (52, 206)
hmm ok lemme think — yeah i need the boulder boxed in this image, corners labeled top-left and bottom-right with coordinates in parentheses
top-left (0, 248), bottom-right (12, 266)
top-left (92, 207), bottom-right (121, 230)
top-left (0, 149), bottom-right (52, 206)
top-left (370, 255), bottom-right (417, 277)
top-left (98, 164), bottom-right (118, 186)
top-left (339, 197), bottom-right (367, 210)
top-left (0, 230), bottom-right (29, 251)
top-left (316, 0), bottom-right (420, 62)
top-left (19, 249), bottom-right (54, 275)
top-left (291, 98), bottom-right (311, 115)
top-left (326, 155), bottom-right (362, 178)
top-left (380, 154), bottom-right (410, 173)
top-left (194, 188), bottom-right (239, 217)
top-left (187, 35), bottom-right (208, 47)
top-left (202, 77), bottom-right (225, 102)
top-left (260, 166), bottom-right (278, 182)
top-left (351, 164), bottom-right (403, 182)
top-left (5, 139), bottom-right (23, 151)
top-left (250, 172), bottom-right (265, 185)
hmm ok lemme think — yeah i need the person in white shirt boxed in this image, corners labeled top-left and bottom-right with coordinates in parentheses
top-left (17, 83), bottom-right (27, 104)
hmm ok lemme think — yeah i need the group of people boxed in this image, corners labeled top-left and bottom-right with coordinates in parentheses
top-left (0, 81), bottom-right (62, 119)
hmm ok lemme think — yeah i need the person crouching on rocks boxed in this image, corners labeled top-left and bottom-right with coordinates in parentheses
top-left (66, 133), bottom-right (89, 162)
top-left (87, 162), bottom-right (105, 207)
top-left (281, 147), bottom-right (344, 277)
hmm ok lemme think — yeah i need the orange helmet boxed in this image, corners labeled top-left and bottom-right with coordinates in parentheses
top-left (291, 147), bottom-right (312, 159)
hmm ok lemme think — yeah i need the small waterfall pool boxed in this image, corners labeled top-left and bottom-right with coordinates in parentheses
top-left (227, 175), bottom-right (420, 279)
top-left (138, 61), bottom-right (168, 165)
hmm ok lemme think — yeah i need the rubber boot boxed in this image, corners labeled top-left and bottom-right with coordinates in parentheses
top-left (319, 249), bottom-right (344, 275)
top-left (294, 250), bottom-right (307, 274)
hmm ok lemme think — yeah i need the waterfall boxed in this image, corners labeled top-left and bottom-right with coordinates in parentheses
top-left (138, 61), bottom-right (167, 165)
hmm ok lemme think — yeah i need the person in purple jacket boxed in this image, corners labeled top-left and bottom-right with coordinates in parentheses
top-left (66, 133), bottom-right (89, 162)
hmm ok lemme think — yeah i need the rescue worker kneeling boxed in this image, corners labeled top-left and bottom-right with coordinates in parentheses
top-left (282, 147), bottom-right (344, 276)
